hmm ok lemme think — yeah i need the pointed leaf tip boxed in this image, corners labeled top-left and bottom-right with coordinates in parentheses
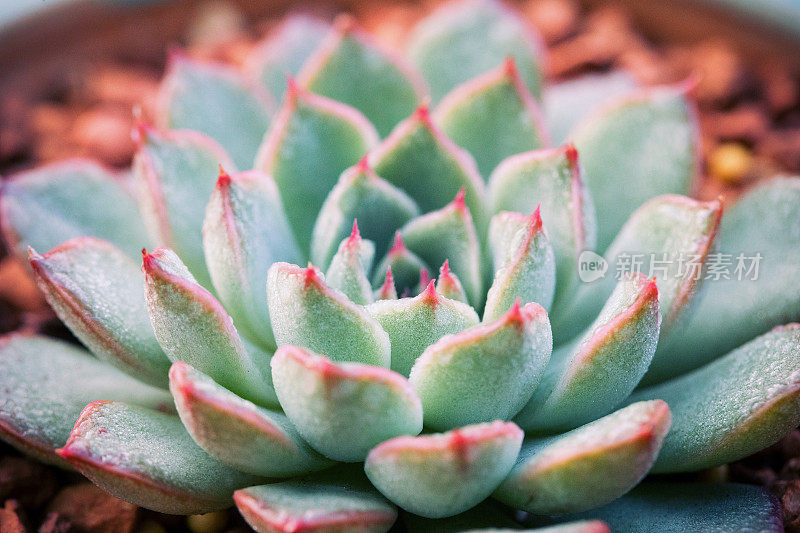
top-left (348, 219), bottom-right (361, 243)
top-left (216, 166), bottom-right (231, 187)
top-left (414, 101), bottom-right (432, 123)
top-left (355, 154), bottom-right (370, 173)
top-left (390, 231), bottom-right (406, 254)
top-left (565, 142), bottom-right (579, 165)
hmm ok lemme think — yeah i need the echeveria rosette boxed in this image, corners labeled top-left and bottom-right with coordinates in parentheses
top-left (0, 0), bottom-right (798, 530)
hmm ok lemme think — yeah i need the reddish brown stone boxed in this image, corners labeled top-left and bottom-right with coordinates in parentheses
top-left (0, 456), bottom-right (57, 510)
top-left (45, 484), bottom-right (137, 533)
top-left (0, 500), bottom-right (27, 533)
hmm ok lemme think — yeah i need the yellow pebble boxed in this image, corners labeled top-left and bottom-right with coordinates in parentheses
top-left (708, 143), bottom-right (752, 184)
top-left (135, 520), bottom-right (167, 533)
top-left (187, 511), bottom-right (228, 533)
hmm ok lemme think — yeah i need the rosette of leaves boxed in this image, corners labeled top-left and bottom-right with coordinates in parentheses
top-left (1, 1), bottom-right (799, 531)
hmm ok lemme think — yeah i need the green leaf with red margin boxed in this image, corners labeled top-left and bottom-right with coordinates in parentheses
top-left (410, 301), bottom-right (552, 431)
top-left (0, 160), bottom-right (151, 261)
top-left (484, 209), bottom-right (556, 321)
top-left (325, 222), bottom-right (375, 305)
top-left (29, 238), bottom-right (171, 388)
top-left (203, 169), bottom-right (301, 350)
top-left (367, 281), bottom-right (479, 377)
top-left (271, 345), bottom-right (422, 462)
top-left (569, 83), bottom-right (698, 251)
top-left (371, 232), bottom-right (430, 296)
top-left (632, 324), bottom-right (800, 473)
top-left (407, 0), bottom-right (546, 102)
top-left (370, 105), bottom-right (486, 228)
top-left (245, 15), bottom-right (331, 101)
top-left (267, 262), bottom-right (391, 367)
top-left (143, 248), bottom-right (277, 407)
top-left (133, 124), bottom-right (234, 289)
top-left (57, 401), bottom-right (262, 514)
top-left (365, 421), bottom-right (523, 518)
top-left (374, 267), bottom-right (398, 301)
top-left (311, 157), bottom-right (419, 271)
top-left (169, 361), bottom-right (330, 477)
top-left (436, 260), bottom-right (468, 303)
top-left (255, 80), bottom-right (378, 250)
top-left (494, 400), bottom-right (671, 515)
top-left (435, 57), bottom-right (549, 178)
top-left (298, 15), bottom-right (426, 137)
top-left (516, 274), bottom-right (660, 433)
top-left (156, 53), bottom-right (272, 169)
top-left (0, 334), bottom-right (171, 466)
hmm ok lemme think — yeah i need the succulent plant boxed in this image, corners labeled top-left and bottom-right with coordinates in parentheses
top-left (1, 0), bottom-right (800, 531)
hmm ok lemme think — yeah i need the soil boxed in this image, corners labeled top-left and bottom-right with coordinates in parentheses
top-left (0, 0), bottom-right (798, 531)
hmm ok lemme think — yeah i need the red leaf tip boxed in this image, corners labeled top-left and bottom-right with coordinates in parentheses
top-left (303, 263), bottom-right (321, 287)
top-left (452, 188), bottom-right (467, 210)
top-left (285, 76), bottom-right (304, 102)
top-left (418, 268), bottom-right (431, 288)
top-left (503, 298), bottom-right (525, 325)
top-left (503, 56), bottom-right (519, 79)
top-left (346, 219), bottom-right (361, 246)
top-left (420, 278), bottom-right (440, 306)
top-left (355, 154), bottom-right (370, 174)
top-left (413, 101), bottom-right (432, 125)
top-left (378, 267), bottom-right (396, 299)
top-left (333, 13), bottom-right (358, 34)
top-left (131, 117), bottom-right (154, 146)
top-left (217, 166), bottom-right (232, 187)
top-left (440, 259), bottom-right (451, 278)
top-left (528, 204), bottom-right (543, 232)
top-left (390, 231), bottom-right (406, 255)
top-left (564, 143), bottom-right (579, 166)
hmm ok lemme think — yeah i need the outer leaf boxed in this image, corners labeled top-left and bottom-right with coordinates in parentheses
top-left (298, 15), bottom-right (426, 137)
top-left (407, 0), bottom-right (545, 101)
top-left (371, 232), bottom-right (430, 296)
top-left (311, 158), bottom-right (420, 270)
top-left (235, 480), bottom-right (397, 533)
top-left (256, 80), bottom-right (378, 250)
top-left (271, 346), bottom-right (422, 462)
top-left (516, 274), bottom-right (660, 433)
top-left (325, 222), bottom-right (375, 305)
top-left (399, 191), bottom-right (483, 306)
top-left (156, 53), bottom-right (272, 169)
top-left (0, 335), bottom-right (171, 465)
top-left (570, 84), bottom-right (698, 250)
top-left (203, 169), bottom-right (301, 349)
top-left (633, 324), bottom-right (800, 473)
top-left (648, 176), bottom-right (800, 382)
top-left (484, 209), bottom-right (556, 321)
top-left (436, 260), bottom-right (468, 303)
top-left (29, 238), bottom-right (170, 387)
top-left (58, 401), bottom-right (262, 514)
top-left (169, 361), bottom-right (329, 476)
top-left (0, 160), bottom-right (150, 260)
top-left (267, 262), bottom-right (391, 367)
top-left (561, 482), bottom-right (782, 533)
top-left (367, 281), bottom-right (479, 377)
top-left (488, 145), bottom-right (596, 310)
top-left (435, 58), bottom-right (548, 177)
top-left (544, 71), bottom-right (638, 145)
top-left (552, 195), bottom-right (721, 345)
top-left (143, 248), bottom-right (276, 406)
top-left (245, 15), bottom-right (331, 100)
top-left (133, 125), bottom-right (234, 288)
top-left (365, 421), bottom-right (523, 518)
top-left (410, 301), bottom-right (552, 431)
top-left (370, 105), bottom-right (485, 227)
top-left (494, 400), bottom-right (671, 515)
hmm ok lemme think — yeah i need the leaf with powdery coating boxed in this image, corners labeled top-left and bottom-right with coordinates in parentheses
top-left (235, 479), bottom-right (397, 533)
top-left (367, 281), bottom-right (479, 377)
top-left (563, 482), bottom-right (782, 533)
top-left (410, 301), bottom-right (552, 430)
top-left (298, 15), bottom-right (426, 137)
top-left (29, 238), bottom-right (170, 388)
top-left (375, 268), bottom-right (398, 301)
top-left (133, 125), bottom-right (234, 289)
top-left (256, 80), bottom-right (378, 250)
top-left (484, 208), bottom-right (556, 321)
top-left (169, 361), bottom-right (330, 477)
top-left (436, 260), bottom-right (468, 303)
top-left (365, 421), bottom-right (523, 518)
top-left (407, 0), bottom-right (545, 102)
top-left (516, 274), bottom-right (660, 433)
top-left (435, 58), bottom-right (549, 178)
top-left (488, 145), bottom-right (596, 310)
top-left (57, 401), bottom-right (262, 515)
top-left (632, 324), bottom-right (800, 473)
top-left (143, 248), bottom-right (276, 407)
top-left (0, 160), bottom-right (151, 260)
top-left (494, 400), bottom-right (671, 515)
top-left (271, 346), bottom-right (422, 462)
top-left (371, 232), bottom-right (430, 296)
top-left (311, 158), bottom-right (420, 270)
top-left (267, 262), bottom-right (390, 367)
top-left (399, 190), bottom-right (483, 306)
top-left (325, 222), bottom-right (375, 305)
top-left (370, 105), bottom-right (486, 228)
top-left (156, 53), bottom-right (272, 169)
top-left (0, 334), bottom-right (171, 466)
top-left (203, 169), bottom-right (301, 351)
top-left (245, 15), bottom-right (331, 101)
top-left (570, 83), bottom-right (698, 251)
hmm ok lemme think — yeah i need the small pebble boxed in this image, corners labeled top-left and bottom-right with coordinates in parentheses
top-left (708, 143), bottom-right (752, 184)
